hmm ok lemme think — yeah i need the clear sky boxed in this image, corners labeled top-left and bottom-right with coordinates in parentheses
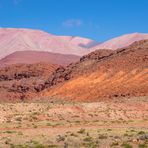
top-left (0, 0), bottom-right (148, 41)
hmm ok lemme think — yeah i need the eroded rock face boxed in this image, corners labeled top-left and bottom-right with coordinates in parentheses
top-left (9, 84), bottom-right (30, 93)
top-left (80, 49), bottom-right (114, 62)
top-left (0, 63), bottom-right (59, 101)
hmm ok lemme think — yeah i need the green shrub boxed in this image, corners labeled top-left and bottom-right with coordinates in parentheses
top-left (83, 136), bottom-right (93, 142)
top-left (121, 143), bottom-right (133, 148)
top-left (138, 131), bottom-right (145, 135)
top-left (4, 130), bottom-right (17, 134)
top-left (98, 134), bottom-right (107, 139)
top-left (110, 142), bottom-right (119, 147)
top-left (77, 128), bottom-right (85, 134)
top-left (15, 117), bottom-right (22, 122)
top-left (138, 143), bottom-right (147, 148)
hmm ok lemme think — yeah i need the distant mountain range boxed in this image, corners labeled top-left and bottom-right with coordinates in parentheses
top-left (92, 32), bottom-right (148, 50)
top-left (0, 28), bottom-right (96, 59)
top-left (0, 28), bottom-right (148, 67)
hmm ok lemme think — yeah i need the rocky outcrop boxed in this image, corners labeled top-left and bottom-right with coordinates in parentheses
top-left (42, 40), bottom-right (148, 101)
top-left (0, 63), bottom-right (59, 101)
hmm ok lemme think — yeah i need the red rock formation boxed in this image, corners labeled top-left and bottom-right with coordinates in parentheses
top-left (43, 40), bottom-right (148, 101)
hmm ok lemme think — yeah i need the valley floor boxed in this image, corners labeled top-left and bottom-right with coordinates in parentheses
top-left (0, 96), bottom-right (147, 148)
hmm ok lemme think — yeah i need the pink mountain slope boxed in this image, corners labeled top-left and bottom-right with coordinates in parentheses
top-left (0, 28), bottom-right (97, 59)
top-left (92, 33), bottom-right (148, 50)
top-left (0, 50), bottom-right (80, 68)
top-left (58, 36), bottom-right (98, 48)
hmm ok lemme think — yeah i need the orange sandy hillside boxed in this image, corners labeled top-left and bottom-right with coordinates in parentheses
top-left (43, 40), bottom-right (148, 101)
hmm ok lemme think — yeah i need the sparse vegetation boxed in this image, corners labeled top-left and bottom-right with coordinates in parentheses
top-left (98, 134), bottom-right (107, 139)
top-left (121, 143), bottom-right (133, 148)
top-left (138, 131), bottom-right (145, 135)
top-left (138, 143), bottom-right (148, 148)
top-left (77, 128), bottom-right (85, 134)
top-left (0, 98), bottom-right (147, 147)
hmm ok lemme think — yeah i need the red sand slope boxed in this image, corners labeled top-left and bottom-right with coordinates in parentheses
top-left (0, 50), bottom-right (80, 67)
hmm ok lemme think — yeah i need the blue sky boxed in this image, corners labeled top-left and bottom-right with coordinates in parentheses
top-left (0, 0), bottom-right (148, 41)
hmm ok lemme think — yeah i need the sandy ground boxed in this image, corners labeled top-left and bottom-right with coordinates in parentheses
top-left (0, 96), bottom-right (147, 147)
